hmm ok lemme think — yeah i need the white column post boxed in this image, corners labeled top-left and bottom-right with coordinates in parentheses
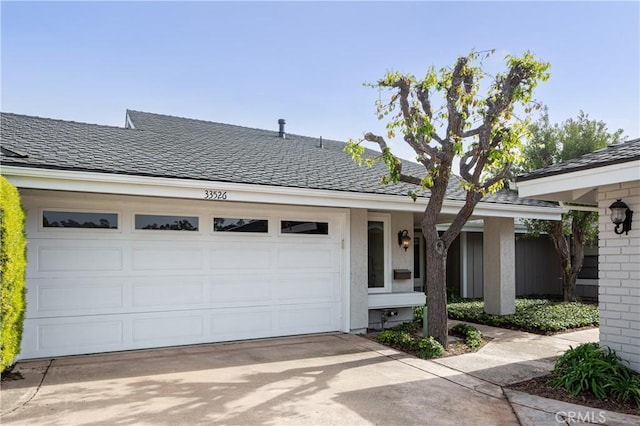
top-left (483, 217), bottom-right (516, 315)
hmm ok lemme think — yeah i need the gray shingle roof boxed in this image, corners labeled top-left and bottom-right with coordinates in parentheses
top-left (517, 138), bottom-right (640, 182)
top-left (1, 110), bottom-right (553, 208)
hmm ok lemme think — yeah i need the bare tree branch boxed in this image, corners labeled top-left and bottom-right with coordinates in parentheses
top-left (364, 132), bottom-right (390, 150)
top-left (461, 125), bottom-right (484, 139)
top-left (398, 174), bottom-right (423, 186)
top-left (364, 132), bottom-right (429, 187)
top-left (445, 57), bottom-right (468, 145)
top-left (417, 87), bottom-right (444, 145)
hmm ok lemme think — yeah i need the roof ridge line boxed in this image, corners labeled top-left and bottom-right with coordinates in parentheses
top-left (1, 112), bottom-right (139, 131)
top-left (125, 109), bottom-right (346, 143)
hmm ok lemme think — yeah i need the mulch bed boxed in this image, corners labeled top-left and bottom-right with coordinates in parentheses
top-left (508, 374), bottom-right (640, 416)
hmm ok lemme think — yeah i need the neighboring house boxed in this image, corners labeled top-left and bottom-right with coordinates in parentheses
top-left (518, 138), bottom-right (640, 373)
top-left (1, 110), bottom-right (561, 360)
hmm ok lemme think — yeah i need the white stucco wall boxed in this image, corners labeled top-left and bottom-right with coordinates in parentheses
top-left (598, 181), bottom-right (640, 372)
top-left (391, 212), bottom-right (414, 292)
top-left (349, 208), bottom-right (369, 333)
top-left (483, 217), bottom-right (516, 315)
top-left (368, 211), bottom-right (418, 329)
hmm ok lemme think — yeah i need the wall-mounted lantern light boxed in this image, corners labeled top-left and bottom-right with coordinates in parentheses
top-left (609, 199), bottom-right (633, 235)
top-left (398, 230), bottom-right (411, 251)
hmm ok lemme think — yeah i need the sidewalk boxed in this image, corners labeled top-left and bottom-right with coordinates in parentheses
top-left (438, 323), bottom-right (638, 425)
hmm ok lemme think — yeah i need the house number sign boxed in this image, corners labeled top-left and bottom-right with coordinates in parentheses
top-left (204, 190), bottom-right (228, 200)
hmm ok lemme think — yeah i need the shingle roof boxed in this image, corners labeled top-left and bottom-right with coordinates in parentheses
top-left (0, 110), bottom-right (553, 208)
top-left (517, 138), bottom-right (640, 182)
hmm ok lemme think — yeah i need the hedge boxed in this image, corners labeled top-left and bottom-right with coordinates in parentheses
top-left (1, 176), bottom-right (27, 373)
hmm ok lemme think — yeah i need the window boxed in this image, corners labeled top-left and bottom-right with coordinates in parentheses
top-left (214, 218), bottom-right (268, 233)
top-left (135, 214), bottom-right (198, 231)
top-left (43, 211), bottom-right (118, 229)
top-left (281, 220), bottom-right (328, 235)
top-left (367, 213), bottom-right (390, 292)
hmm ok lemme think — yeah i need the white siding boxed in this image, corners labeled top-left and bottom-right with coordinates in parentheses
top-left (598, 181), bottom-right (640, 372)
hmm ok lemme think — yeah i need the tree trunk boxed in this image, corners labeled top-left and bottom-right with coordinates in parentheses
top-left (424, 224), bottom-right (449, 348)
top-left (421, 173), bottom-right (451, 349)
top-left (566, 211), bottom-right (593, 302)
top-left (547, 220), bottom-right (574, 302)
top-left (420, 173), bottom-right (483, 349)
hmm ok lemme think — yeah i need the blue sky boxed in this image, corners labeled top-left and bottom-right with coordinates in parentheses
top-left (2, 1), bottom-right (638, 162)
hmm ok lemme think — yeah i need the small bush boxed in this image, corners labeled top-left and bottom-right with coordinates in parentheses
top-left (448, 298), bottom-right (598, 333)
top-left (414, 336), bottom-right (444, 359)
top-left (389, 320), bottom-right (420, 334)
top-left (413, 305), bottom-right (424, 322)
top-left (450, 323), bottom-right (483, 349)
top-left (376, 329), bottom-right (444, 359)
top-left (552, 343), bottom-right (640, 407)
top-left (377, 330), bottom-right (399, 346)
top-left (1, 176), bottom-right (27, 373)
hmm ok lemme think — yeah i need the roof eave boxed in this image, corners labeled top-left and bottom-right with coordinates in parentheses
top-left (517, 159), bottom-right (640, 204)
top-left (3, 165), bottom-right (561, 220)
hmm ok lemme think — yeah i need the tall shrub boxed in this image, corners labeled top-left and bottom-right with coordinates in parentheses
top-left (1, 176), bottom-right (27, 373)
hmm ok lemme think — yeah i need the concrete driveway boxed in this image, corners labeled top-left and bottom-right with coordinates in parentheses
top-left (2, 333), bottom-right (517, 425)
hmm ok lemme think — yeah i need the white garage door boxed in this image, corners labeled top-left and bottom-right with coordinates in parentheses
top-left (20, 191), bottom-right (346, 359)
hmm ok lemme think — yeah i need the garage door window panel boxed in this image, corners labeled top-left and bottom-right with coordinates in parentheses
top-left (135, 214), bottom-right (199, 231)
top-left (213, 218), bottom-right (268, 233)
top-left (280, 221), bottom-right (329, 235)
top-left (42, 210), bottom-right (118, 229)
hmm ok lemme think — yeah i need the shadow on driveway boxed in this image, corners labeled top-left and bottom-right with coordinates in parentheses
top-left (2, 333), bottom-right (519, 425)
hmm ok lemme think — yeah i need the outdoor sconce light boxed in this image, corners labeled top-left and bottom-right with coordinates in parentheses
top-left (398, 230), bottom-right (411, 251)
top-left (609, 199), bottom-right (633, 235)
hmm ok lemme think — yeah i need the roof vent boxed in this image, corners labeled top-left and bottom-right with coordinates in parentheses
top-left (278, 119), bottom-right (286, 139)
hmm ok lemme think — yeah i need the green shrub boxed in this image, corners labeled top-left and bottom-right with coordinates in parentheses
top-left (389, 320), bottom-right (420, 334)
top-left (450, 323), bottom-right (483, 349)
top-left (377, 330), bottom-right (399, 346)
top-left (552, 343), bottom-right (640, 407)
top-left (413, 336), bottom-right (444, 359)
top-left (376, 329), bottom-right (444, 359)
top-left (413, 305), bottom-right (424, 322)
top-left (0, 176), bottom-right (27, 373)
top-left (447, 298), bottom-right (598, 333)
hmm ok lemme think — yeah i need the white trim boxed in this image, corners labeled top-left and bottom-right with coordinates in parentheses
top-left (342, 210), bottom-right (351, 333)
top-left (368, 292), bottom-right (425, 309)
top-left (559, 202), bottom-right (599, 213)
top-left (436, 219), bottom-right (530, 234)
top-left (517, 160), bottom-right (640, 201)
top-left (4, 166), bottom-right (562, 220)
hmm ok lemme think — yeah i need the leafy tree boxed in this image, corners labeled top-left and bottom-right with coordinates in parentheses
top-left (346, 51), bottom-right (550, 347)
top-left (520, 111), bottom-right (624, 301)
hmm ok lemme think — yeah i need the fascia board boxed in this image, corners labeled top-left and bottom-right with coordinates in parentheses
top-left (2, 166), bottom-right (561, 220)
top-left (517, 160), bottom-right (640, 200)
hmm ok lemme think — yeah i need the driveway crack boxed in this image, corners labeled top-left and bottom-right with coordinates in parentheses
top-left (5, 358), bottom-right (53, 415)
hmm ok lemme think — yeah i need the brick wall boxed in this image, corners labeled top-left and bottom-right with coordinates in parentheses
top-left (598, 181), bottom-right (640, 372)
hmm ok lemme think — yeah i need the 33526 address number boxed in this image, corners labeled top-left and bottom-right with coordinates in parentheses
top-left (204, 190), bottom-right (228, 200)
